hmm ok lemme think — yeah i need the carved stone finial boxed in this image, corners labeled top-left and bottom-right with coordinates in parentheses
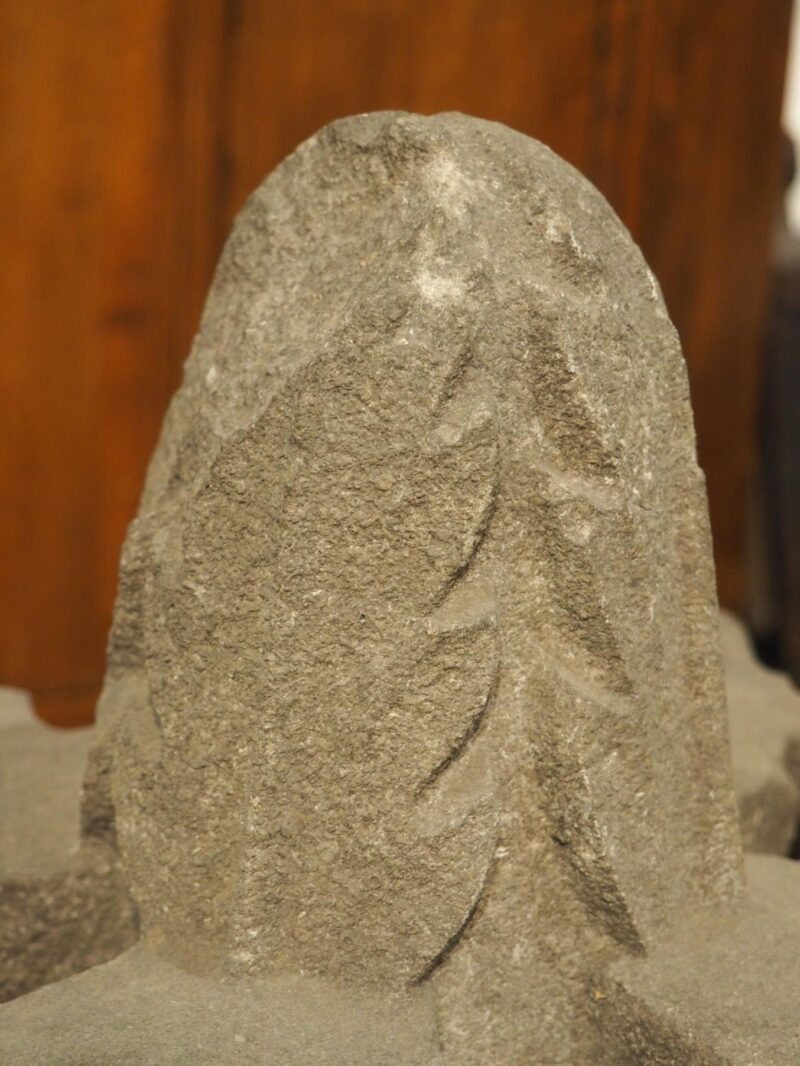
top-left (84, 112), bottom-right (741, 1060)
top-left (3, 113), bottom-right (799, 1065)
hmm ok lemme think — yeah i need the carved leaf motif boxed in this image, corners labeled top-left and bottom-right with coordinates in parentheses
top-left (506, 315), bottom-right (739, 950)
top-left (132, 318), bottom-right (500, 985)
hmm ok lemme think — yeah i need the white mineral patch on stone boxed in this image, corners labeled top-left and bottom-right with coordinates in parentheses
top-left (646, 267), bottom-right (659, 300)
top-left (426, 154), bottom-right (475, 217)
top-left (415, 266), bottom-right (465, 305)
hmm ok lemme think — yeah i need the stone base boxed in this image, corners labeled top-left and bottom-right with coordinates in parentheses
top-left (3, 858), bottom-right (799, 1064)
top-left (0, 946), bottom-right (441, 1065)
top-left (721, 612), bottom-right (800, 854)
top-left (601, 855), bottom-right (800, 1064)
top-left (0, 700), bottom-right (135, 1002)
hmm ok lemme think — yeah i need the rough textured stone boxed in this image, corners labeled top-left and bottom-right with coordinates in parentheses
top-left (0, 702), bottom-right (135, 1002)
top-left (87, 111), bottom-right (740, 1062)
top-left (1, 704), bottom-right (89, 881)
top-left (2, 112), bottom-right (800, 1063)
top-left (601, 855), bottom-right (800, 1064)
top-left (722, 610), bottom-right (800, 854)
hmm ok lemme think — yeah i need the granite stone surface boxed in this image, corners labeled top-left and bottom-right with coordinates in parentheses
top-left (722, 611), bottom-right (800, 854)
top-left (0, 698), bottom-right (135, 1003)
top-left (1, 113), bottom-right (799, 1063)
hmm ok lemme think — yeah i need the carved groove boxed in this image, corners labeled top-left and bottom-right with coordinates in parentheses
top-left (411, 859), bottom-right (495, 986)
top-left (418, 667), bottom-right (499, 794)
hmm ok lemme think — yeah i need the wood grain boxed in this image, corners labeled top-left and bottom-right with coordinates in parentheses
top-left (0, 0), bottom-right (790, 723)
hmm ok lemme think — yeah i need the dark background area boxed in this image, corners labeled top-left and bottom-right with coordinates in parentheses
top-left (0, 0), bottom-right (792, 725)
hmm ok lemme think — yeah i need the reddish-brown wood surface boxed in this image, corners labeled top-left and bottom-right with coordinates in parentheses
top-left (0, 1), bottom-right (790, 725)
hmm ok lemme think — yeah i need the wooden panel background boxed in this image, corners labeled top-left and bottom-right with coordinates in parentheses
top-left (0, 0), bottom-right (791, 725)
